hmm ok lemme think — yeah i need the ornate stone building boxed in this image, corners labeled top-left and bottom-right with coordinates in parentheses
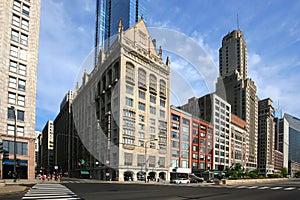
top-left (72, 19), bottom-right (170, 181)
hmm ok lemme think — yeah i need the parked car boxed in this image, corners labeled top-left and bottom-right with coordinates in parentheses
top-left (190, 177), bottom-right (204, 183)
top-left (170, 178), bottom-right (190, 184)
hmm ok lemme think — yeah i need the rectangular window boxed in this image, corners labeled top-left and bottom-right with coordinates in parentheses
top-left (160, 99), bottom-right (165, 107)
top-left (159, 110), bottom-right (165, 118)
top-left (20, 34), bottom-right (28, 46)
top-left (149, 126), bottom-right (155, 133)
top-left (7, 125), bottom-right (15, 135)
top-left (150, 95), bottom-right (156, 104)
top-left (19, 64), bottom-right (26, 76)
top-left (123, 128), bottom-right (134, 136)
top-left (138, 90), bottom-right (145, 99)
top-left (182, 118), bottom-right (190, 125)
top-left (17, 126), bottom-right (24, 137)
top-left (11, 30), bottom-right (19, 42)
top-left (8, 107), bottom-right (15, 120)
top-left (138, 102), bottom-right (145, 111)
top-left (123, 137), bottom-right (134, 145)
top-left (9, 76), bottom-right (17, 88)
top-left (20, 49), bottom-right (27, 60)
top-left (138, 123), bottom-right (144, 130)
top-left (8, 92), bottom-right (16, 104)
top-left (150, 106), bottom-right (156, 115)
top-left (10, 45), bottom-right (18, 57)
top-left (9, 61), bottom-right (17, 73)
top-left (18, 79), bottom-right (26, 91)
top-left (13, 0), bottom-right (21, 12)
top-left (150, 118), bottom-right (155, 125)
top-left (138, 132), bottom-right (144, 139)
top-left (17, 110), bottom-right (24, 121)
top-left (21, 19), bottom-right (29, 30)
top-left (124, 153), bottom-right (133, 166)
top-left (22, 4), bottom-right (30, 16)
top-left (149, 156), bottom-right (155, 167)
top-left (138, 140), bottom-right (144, 147)
top-left (159, 157), bottom-right (165, 168)
top-left (137, 155), bottom-right (145, 166)
top-left (12, 15), bottom-right (20, 26)
top-left (123, 109), bottom-right (135, 118)
top-left (171, 131), bottom-right (179, 139)
top-left (125, 97), bottom-right (133, 107)
top-left (139, 115), bottom-right (144, 122)
top-left (126, 85), bottom-right (133, 95)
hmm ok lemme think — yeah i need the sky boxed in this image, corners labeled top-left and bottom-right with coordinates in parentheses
top-left (36, 0), bottom-right (300, 131)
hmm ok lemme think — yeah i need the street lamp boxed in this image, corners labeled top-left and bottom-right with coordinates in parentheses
top-left (11, 106), bottom-right (17, 182)
top-left (144, 138), bottom-right (158, 182)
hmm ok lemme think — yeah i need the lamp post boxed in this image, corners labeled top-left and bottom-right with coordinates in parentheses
top-left (11, 106), bottom-right (17, 182)
top-left (144, 138), bottom-right (157, 182)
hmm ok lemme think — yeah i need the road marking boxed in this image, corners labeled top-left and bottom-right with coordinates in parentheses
top-left (271, 187), bottom-right (282, 190)
top-left (258, 186), bottom-right (269, 189)
top-left (22, 183), bottom-right (81, 200)
top-left (248, 186), bottom-right (259, 189)
top-left (237, 185), bottom-right (247, 188)
top-left (284, 187), bottom-right (296, 191)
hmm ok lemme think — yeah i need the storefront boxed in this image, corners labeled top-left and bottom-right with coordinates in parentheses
top-left (2, 160), bottom-right (28, 179)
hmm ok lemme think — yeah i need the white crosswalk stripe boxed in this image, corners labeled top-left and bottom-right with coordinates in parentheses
top-left (258, 186), bottom-right (270, 189)
top-left (270, 187), bottom-right (282, 190)
top-left (283, 187), bottom-right (296, 191)
top-left (22, 183), bottom-right (81, 199)
top-left (248, 186), bottom-right (259, 189)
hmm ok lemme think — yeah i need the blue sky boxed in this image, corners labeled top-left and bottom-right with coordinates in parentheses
top-left (36, 0), bottom-right (300, 131)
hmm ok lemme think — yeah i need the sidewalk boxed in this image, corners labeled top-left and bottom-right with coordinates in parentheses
top-left (0, 179), bottom-right (46, 195)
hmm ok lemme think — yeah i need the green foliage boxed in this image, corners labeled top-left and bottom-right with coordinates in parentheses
top-left (280, 167), bottom-right (288, 178)
top-left (247, 170), bottom-right (258, 179)
top-left (295, 171), bottom-right (300, 178)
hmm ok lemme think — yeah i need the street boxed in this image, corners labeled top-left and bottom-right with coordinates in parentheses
top-left (2, 179), bottom-right (300, 200)
top-left (62, 179), bottom-right (300, 200)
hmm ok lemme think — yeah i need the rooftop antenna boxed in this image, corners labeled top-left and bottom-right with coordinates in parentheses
top-left (237, 14), bottom-right (240, 30)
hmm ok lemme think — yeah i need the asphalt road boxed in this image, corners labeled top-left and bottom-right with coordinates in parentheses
top-left (63, 180), bottom-right (300, 200)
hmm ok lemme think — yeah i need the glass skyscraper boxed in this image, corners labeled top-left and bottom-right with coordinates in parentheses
top-left (284, 113), bottom-right (300, 163)
top-left (98, 0), bottom-right (146, 50)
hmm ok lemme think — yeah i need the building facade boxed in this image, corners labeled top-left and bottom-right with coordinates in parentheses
top-left (54, 90), bottom-right (95, 178)
top-left (72, 19), bottom-right (170, 181)
top-left (216, 30), bottom-right (258, 171)
top-left (40, 120), bottom-right (54, 173)
top-left (169, 106), bottom-right (214, 179)
top-left (257, 98), bottom-right (275, 175)
top-left (274, 117), bottom-right (289, 170)
top-left (181, 93), bottom-right (231, 171)
top-left (98, 0), bottom-right (146, 49)
top-left (284, 113), bottom-right (300, 163)
top-left (0, 0), bottom-right (40, 179)
top-left (34, 131), bottom-right (41, 169)
top-left (230, 114), bottom-right (247, 169)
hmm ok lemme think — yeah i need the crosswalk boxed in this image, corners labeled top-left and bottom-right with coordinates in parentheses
top-left (208, 184), bottom-right (300, 191)
top-left (22, 183), bottom-right (82, 199)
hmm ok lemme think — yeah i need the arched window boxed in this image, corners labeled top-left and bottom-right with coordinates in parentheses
top-left (138, 68), bottom-right (146, 89)
top-left (149, 74), bottom-right (157, 93)
top-left (126, 62), bottom-right (135, 83)
top-left (159, 80), bottom-right (166, 97)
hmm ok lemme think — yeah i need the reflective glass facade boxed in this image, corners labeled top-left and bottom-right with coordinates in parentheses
top-left (98, 0), bottom-right (146, 49)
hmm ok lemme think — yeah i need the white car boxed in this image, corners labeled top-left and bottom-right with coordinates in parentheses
top-left (171, 178), bottom-right (190, 184)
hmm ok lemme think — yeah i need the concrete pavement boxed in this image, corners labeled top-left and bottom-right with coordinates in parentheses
top-left (0, 179), bottom-right (59, 196)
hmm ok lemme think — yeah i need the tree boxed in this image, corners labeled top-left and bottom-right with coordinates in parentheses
top-left (280, 167), bottom-right (288, 178)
